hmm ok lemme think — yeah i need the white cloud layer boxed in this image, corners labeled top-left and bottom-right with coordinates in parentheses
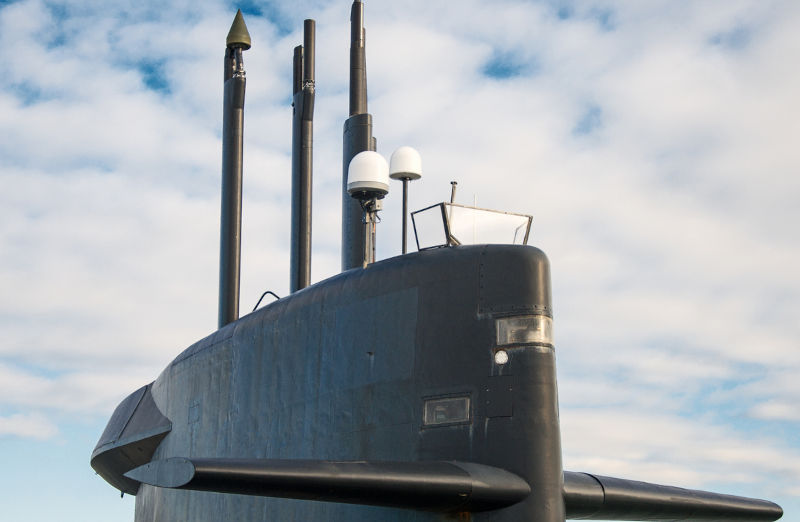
top-left (0, 0), bottom-right (798, 519)
top-left (0, 412), bottom-right (58, 440)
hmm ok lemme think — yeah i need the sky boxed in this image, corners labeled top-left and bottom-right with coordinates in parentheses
top-left (0, 0), bottom-right (798, 520)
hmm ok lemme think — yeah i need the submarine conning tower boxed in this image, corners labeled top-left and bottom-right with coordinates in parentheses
top-left (103, 244), bottom-right (562, 521)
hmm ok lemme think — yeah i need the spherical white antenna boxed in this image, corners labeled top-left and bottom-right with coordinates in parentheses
top-left (389, 146), bottom-right (422, 181)
top-left (347, 150), bottom-right (390, 200)
top-left (388, 146), bottom-right (422, 255)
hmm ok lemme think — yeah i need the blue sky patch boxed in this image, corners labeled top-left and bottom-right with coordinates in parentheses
top-left (572, 104), bottom-right (603, 135)
top-left (589, 7), bottom-right (616, 31)
top-left (548, 2), bottom-right (616, 31)
top-left (138, 60), bottom-right (170, 94)
top-left (0, 358), bottom-right (65, 380)
top-left (44, 30), bottom-right (67, 49)
top-left (9, 81), bottom-right (50, 106)
top-left (232, 0), bottom-right (294, 37)
top-left (482, 52), bottom-right (534, 80)
top-left (710, 25), bottom-right (752, 50)
top-left (235, 0), bottom-right (263, 17)
top-left (44, 1), bottom-right (69, 21)
top-left (557, 4), bottom-right (573, 20)
top-left (42, 2), bottom-right (70, 48)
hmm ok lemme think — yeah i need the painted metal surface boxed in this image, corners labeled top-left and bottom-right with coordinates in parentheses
top-left (342, 0), bottom-right (375, 271)
top-left (125, 457), bottom-right (530, 512)
top-left (217, 19), bottom-right (249, 328)
top-left (563, 471), bottom-right (782, 521)
top-left (290, 20), bottom-right (315, 293)
top-left (90, 384), bottom-right (171, 495)
top-left (91, 240), bottom-right (783, 520)
top-left (109, 245), bottom-right (563, 520)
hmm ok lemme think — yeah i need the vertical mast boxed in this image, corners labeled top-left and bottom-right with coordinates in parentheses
top-left (348, 0), bottom-right (366, 116)
top-left (341, 0), bottom-right (375, 271)
top-left (218, 10), bottom-right (250, 328)
top-left (290, 20), bottom-right (316, 292)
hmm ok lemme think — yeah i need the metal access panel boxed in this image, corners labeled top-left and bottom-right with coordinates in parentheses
top-left (486, 375), bottom-right (515, 418)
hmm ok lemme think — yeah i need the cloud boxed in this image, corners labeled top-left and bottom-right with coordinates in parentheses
top-left (561, 407), bottom-right (800, 496)
top-left (750, 401), bottom-right (800, 422)
top-left (0, 361), bottom-right (150, 416)
top-left (0, 412), bottom-right (58, 440)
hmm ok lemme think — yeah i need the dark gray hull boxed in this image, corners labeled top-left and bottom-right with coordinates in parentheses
top-left (97, 245), bottom-right (563, 521)
top-left (93, 244), bottom-right (782, 521)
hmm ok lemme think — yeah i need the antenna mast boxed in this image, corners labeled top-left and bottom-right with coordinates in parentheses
top-left (290, 20), bottom-right (315, 292)
top-left (341, 0), bottom-right (376, 271)
top-left (218, 10), bottom-right (250, 328)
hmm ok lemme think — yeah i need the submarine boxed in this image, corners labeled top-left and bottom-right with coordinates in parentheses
top-left (90, 3), bottom-right (784, 521)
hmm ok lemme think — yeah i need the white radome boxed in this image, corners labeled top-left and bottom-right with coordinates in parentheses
top-left (389, 146), bottom-right (422, 181)
top-left (347, 150), bottom-right (390, 198)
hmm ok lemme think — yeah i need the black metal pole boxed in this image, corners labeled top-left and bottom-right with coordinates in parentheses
top-left (448, 180), bottom-right (457, 230)
top-left (348, 0), bottom-right (366, 117)
top-left (363, 207), bottom-right (372, 268)
top-left (218, 11), bottom-right (250, 329)
top-left (303, 19), bottom-right (315, 88)
top-left (401, 178), bottom-right (408, 254)
top-left (342, 0), bottom-right (374, 271)
top-left (292, 46), bottom-right (302, 95)
top-left (290, 20), bottom-right (315, 293)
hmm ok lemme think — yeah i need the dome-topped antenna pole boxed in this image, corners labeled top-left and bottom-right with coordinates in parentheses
top-left (218, 10), bottom-right (251, 328)
top-left (347, 151), bottom-right (389, 267)
top-left (389, 147), bottom-right (422, 254)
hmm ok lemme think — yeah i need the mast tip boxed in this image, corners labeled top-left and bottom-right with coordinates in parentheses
top-left (226, 9), bottom-right (252, 50)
